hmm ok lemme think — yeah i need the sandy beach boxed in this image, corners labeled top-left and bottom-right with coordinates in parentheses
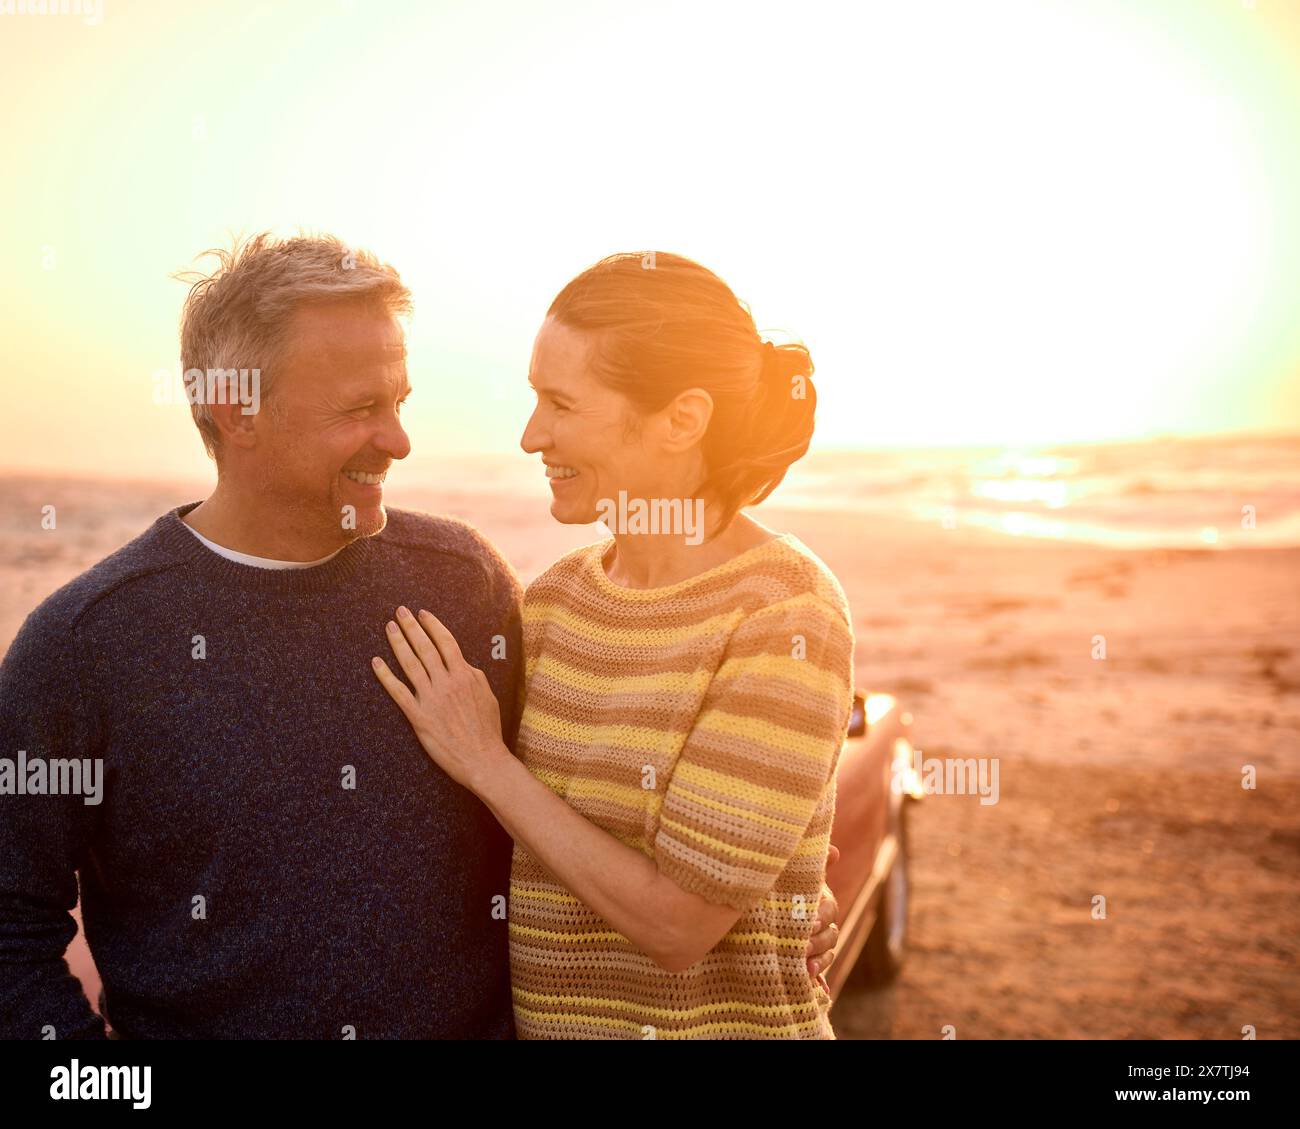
top-left (3, 473), bottom-right (1297, 1039)
top-left (769, 506), bottom-right (1300, 1039)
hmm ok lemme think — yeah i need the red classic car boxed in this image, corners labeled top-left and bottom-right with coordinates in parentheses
top-left (825, 691), bottom-right (923, 1000)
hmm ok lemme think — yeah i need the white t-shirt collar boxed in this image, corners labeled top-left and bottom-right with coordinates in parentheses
top-left (183, 521), bottom-right (345, 570)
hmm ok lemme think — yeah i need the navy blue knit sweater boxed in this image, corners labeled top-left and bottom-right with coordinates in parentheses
top-left (0, 503), bottom-right (522, 1039)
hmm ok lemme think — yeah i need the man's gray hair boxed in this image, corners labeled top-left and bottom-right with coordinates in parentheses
top-left (175, 232), bottom-right (413, 458)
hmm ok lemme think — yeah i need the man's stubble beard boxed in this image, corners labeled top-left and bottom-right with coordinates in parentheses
top-left (256, 441), bottom-right (385, 550)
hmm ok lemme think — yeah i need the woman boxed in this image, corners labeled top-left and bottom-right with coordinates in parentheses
top-left (372, 253), bottom-right (855, 1039)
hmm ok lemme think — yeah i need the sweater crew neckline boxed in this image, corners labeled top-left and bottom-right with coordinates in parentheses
top-left (157, 502), bottom-right (376, 593)
top-left (586, 532), bottom-right (799, 601)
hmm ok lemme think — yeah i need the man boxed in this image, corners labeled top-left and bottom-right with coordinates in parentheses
top-left (0, 233), bottom-right (839, 1039)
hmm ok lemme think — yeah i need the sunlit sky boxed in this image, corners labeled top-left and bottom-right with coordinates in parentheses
top-left (1, 0), bottom-right (1297, 480)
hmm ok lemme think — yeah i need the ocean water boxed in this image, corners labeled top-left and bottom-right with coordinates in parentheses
top-left (779, 431), bottom-right (1300, 550)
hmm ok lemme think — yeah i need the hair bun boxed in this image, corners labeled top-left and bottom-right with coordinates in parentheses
top-left (758, 340), bottom-right (782, 386)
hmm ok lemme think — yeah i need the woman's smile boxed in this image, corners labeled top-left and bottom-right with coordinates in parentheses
top-left (544, 462), bottom-right (582, 488)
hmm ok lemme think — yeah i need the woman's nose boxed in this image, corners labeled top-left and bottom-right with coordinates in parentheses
top-left (520, 408), bottom-right (546, 453)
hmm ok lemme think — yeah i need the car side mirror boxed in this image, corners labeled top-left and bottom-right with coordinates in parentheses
top-left (846, 692), bottom-right (866, 738)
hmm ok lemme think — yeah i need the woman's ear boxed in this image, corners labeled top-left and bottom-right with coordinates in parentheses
top-left (662, 387), bottom-right (713, 452)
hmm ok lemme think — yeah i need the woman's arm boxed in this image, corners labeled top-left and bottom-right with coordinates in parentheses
top-left (372, 606), bottom-right (741, 971)
top-left (478, 749), bottom-right (743, 972)
top-left (373, 604), bottom-right (843, 975)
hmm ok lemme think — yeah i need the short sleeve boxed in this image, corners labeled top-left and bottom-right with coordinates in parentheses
top-left (651, 593), bottom-right (855, 912)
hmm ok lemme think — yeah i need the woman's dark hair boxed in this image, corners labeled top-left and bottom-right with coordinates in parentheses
top-left (546, 251), bottom-right (817, 536)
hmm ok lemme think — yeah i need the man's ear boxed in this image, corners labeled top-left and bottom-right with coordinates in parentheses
top-left (661, 388), bottom-right (713, 453)
top-left (206, 397), bottom-right (261, 451)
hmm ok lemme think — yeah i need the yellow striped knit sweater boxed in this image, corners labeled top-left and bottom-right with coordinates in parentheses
top-left (508, 532), bottom-right (855, 1040)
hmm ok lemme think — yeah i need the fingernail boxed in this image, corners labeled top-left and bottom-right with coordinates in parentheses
top-left (398, 606), bottom-right (411, 618)
top-left (387, 621), bottom-right (398, 632)
top-left (372, 657), bottom-right (381, 667)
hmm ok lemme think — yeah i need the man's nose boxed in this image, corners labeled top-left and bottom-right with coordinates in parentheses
top-left (376, 415), bottom-right (412, 461)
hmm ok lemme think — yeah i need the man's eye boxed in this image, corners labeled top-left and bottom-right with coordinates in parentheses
top-left (352, 404), bottom-right (375, 416)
